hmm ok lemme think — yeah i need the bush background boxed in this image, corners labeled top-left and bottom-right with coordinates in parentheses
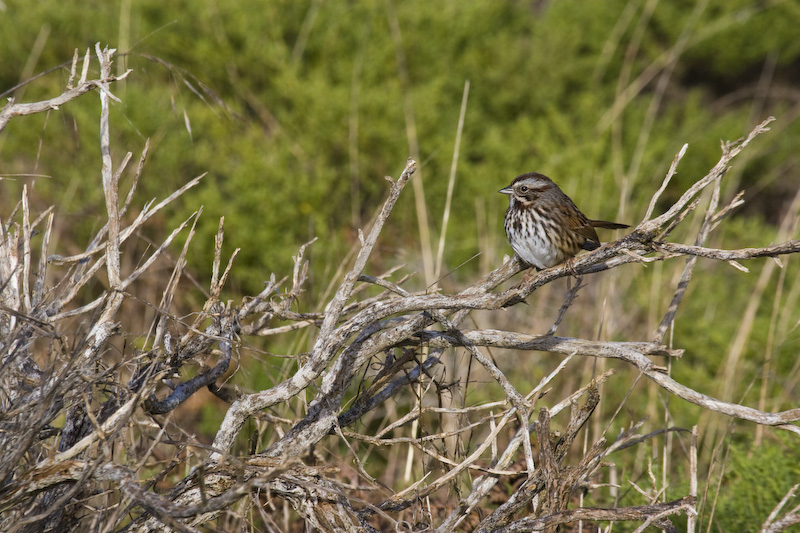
top-left (2, 0), bottom-right (800, 530)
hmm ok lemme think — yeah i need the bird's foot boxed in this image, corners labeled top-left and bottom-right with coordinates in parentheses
top-left (512, 268), bottom-right (536, 289)
top-left (564, 258), bottom-right (579, 277)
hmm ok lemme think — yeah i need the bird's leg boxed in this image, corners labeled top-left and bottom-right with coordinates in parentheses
top-left (513, 269), bottom-right (531, 289)
top-left (512, 267), bottom-right (537, 289)
top-left (522, 269), bottom-right (534, 284)
top-left (562, 257), bottom-right (575, 277)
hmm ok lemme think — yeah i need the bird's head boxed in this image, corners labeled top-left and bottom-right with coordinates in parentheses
top-left (498, 172), bottom-right (554, 205)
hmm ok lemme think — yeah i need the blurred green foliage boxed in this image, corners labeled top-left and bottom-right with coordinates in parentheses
top-left (597, 431), bottom-right (800, 531)
top-left (713, 431), bottom-right (800, 530)
top-left (3, 0), bottom-right (799, 291)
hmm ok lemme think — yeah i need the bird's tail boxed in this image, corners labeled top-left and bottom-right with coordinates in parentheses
top-left (590, 220), bottom-right (629, 230)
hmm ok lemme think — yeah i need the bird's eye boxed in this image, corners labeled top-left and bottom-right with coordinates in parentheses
top-left (519, 185), bottom-right (529, 193)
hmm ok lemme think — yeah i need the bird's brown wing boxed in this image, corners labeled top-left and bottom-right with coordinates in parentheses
top-left (574, 223), bottom-right (601, 250)
top-left (558, 202), bottom-right (601, 248)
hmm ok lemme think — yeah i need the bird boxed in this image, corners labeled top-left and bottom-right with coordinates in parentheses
top-left (499, 172), bottom-right (628, 271)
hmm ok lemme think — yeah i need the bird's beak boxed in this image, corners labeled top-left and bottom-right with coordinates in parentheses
top-left (498, 186), bottom-right (513, 195)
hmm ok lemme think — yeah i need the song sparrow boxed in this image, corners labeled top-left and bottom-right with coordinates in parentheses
top-left (500, 172), bottom-right (628, 270)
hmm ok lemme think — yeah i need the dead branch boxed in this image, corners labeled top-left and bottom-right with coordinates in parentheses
top-left (0, 47), bottom-right (132, 133)
top-left (496, 496), bottom-right (696, 532)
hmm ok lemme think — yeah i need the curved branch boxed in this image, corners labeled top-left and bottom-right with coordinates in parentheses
top-left (655, 240), bottom-right (800, 261)
top-left (0, 48), bottom-right (131, 132)
top-left (144, 336), bottom-right (233, 415)
top-left (496, 496), bottom-right (696, 533)
top-left (414, 329), bottom-right (800, 428)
